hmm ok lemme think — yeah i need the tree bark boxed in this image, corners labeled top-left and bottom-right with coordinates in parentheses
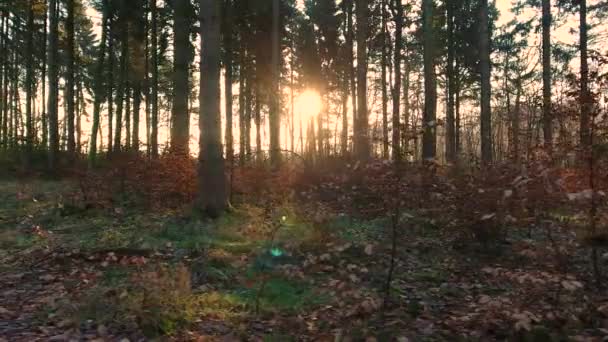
top-left (47, 0), bottom-right (60, 169)
top-left (199, 0), bottom-right (227, 216)
top-left (88, 0), bottom-right (109, 165)
top-left (542, 0), bottom-right (552, 150)
top-left (354, 0), bottom-right (369, 161)
top-left (579, 0), bottom-right (590, 148)
top-left (422, 0), bottom-right (436, 160)
top-left (391, 0), bottom-right (403, 162)
top-left (150, 0), bottom-right (159, 157)
top-left (479, 0), bottom-right (493, 165)
top-left (66, 0), bottom-right (76, 156)
top-left (171, 0), bottom-right (191, 154)
top-left (445, 0), bottom-right (456, 162)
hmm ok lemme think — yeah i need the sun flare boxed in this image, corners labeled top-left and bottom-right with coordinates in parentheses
top-left (295, 89), bottom-right (322, 123)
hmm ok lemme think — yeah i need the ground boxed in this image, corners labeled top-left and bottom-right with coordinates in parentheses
top-left (0, 177), bottom-right (607, 341)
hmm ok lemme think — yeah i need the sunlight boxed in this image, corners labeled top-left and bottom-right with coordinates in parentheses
top-left (295, 89), bottom-right (322, 124)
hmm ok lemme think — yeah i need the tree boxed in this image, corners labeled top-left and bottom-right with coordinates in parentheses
top-left (47, 0), bottom-right (59, 169)
top-left (445, 0), bottom-right (456, 162)
top-left (269, 0), bottom-right (281, 167)
top-left (479, 0), bottom-right (492, 165)
top-left (88, 0), bottom-right (109, 165)
top-left (542, 0), bottom-right (552, 150)
top-left (199, 0), bottom-right (227, 216)
top-left (223, 0), bottom-right (234, 166)
top-left (354, 0), bottom-right (369, 161)
top-left (391, 0), bottom-right (403, 162)
top-left (422, 0), bottom-right (436, 161)
top-left (66, 0), bottom-right (76, 156)
top-left (579, 0), bottom-right (590, 149)
top-left (171, 0), bottom-right (191, 154)
top-left (150, 0), bottom-right (159, 157)
top-left (25, 0), bottom-right (35, 157)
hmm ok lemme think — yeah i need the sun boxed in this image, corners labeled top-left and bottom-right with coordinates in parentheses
top-left (295, 89), bottom-right (322, 123)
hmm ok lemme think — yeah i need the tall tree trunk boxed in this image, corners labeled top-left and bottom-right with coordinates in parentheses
top-left (579, 0), bottom-right (590, 148)
top-left (144, 8), bottom-right (151, 157)
top-left (132, 83), bottom-right (141, 151)
top-left (402, 59), bottom-right (410, 156)
top-left (354, 0), bottom-right (369, 161)
top-left (114, 22), bottom-right (128, 153)
top-left (150, 0), bottom-right (159, 157)
top-left (239, 47), bottom-right (246, 165)
top-left (171, 0), bottom-right (190, 154)
top-left (199, 0), bottom-right (227, 216)
top-left (513, 78), bottom-right (521, 163)
top-left (224, 0), bottom-right (234, 164)
top-left (107, 10), bottom-right (114, 154)
top-left (47, 0), bottom-right (60, 169)
top-left (66, 0), bottom-right (76, 156)
top-left (0, 12), bottom-right (4, 150)
top-left (41, 4), bottom-right (48, 150)
top-left (269, 0), bottom-right (281, 166)
top-left (542, 0), bottom-right (552, 150)
top-left (480, 0), bottom-right (493, 165)
top-left (25, 0), bottom-right (35, 157)
top-left (422, 0), bottom-right (436, 160)
top-left (381, 0), bottom-right (389, 158)
top-left (346, 0), bottom-right (356, 135)
top-left (88, 0), bottom-right (109, 165)
top-left (445, 0), bottom-right (456, 162)
top-left (391, 0), bottom-right (403, 162)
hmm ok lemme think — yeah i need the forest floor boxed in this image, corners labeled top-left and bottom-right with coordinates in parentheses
top-left (1, 173), bottom-right (608, 341)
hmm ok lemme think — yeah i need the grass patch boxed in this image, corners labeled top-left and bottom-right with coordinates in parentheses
top-left (235, 276), bottom-right (328, 313)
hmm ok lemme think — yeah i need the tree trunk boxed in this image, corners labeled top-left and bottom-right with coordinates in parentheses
top-left (354, 0), bottom-right (369, 161)
top-left (542, 0), bottom-right (552, 150)
top-left (171, 0), bottom-right (190, 154)
top-left (114, 20), bottom-right (129, 153)
top-left (66, 0), bottom-right (76, 156)
top-left (391, 0), bottom-right (403, 162)
top-left (25, 0), bottom-right (35, 157)
top-left (269, 0), bottom-right (281, 166)
top-left (381, 0), bottom-right (389, 159)
top-left (422, 0), bottom-right (436, 161)
top-left (107, 8), bottom-right (114, 154)
top-left (479, 0), bottom-right (493, 165)
top-left (150, 0), bottom-right (159, 157)
top-left (347, 0), bottom-right (356, 130)
top-left (224, 0), bottom-right (234, 164)
top-left (579, 0), bottom-right (590, 148)
top-left (199, 0), bottom-right (227, 216)
top-left (88, 0), bottom-right (109, 165)
top-left (445, 0), bottom-right (456, 162)
top-left (47, 0), bottom-right (60, 169)
top-left (41, 5), bottom-right (48, 150)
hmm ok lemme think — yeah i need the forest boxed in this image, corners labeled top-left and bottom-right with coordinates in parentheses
top-left (1, 0), bottom-right (608, 340)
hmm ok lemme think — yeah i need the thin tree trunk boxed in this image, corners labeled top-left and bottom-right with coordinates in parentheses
top-left (445, 0), bottom-right (456, 162)
top-left (579, 0), bottom-right (590, 149)
top-left (41, 4), bottom-right (48, 150)
top-left (66, 0), bottom-right (76, 156)
top-left (422, 0), bottom-right (436, 160)
top-left (114, 21), bottom-right (128, 153)
top-left (542, 0), bottom-right (552, 150)
top-left (480, 0), bottom-right (493, 165)
top-left (354, 0), bottom-right (369, 161)
top-left (269, 0), bottom-right (281, 166)
top-left (25, 0), bottom-right (35, 157)
top-left (381, 0), bottom-right (389, 158)
top-left (88, 0), bottom-right (109, 165)
top-left (224, 0), bottom-right (234, 163)
top-left (47, 0), bottom-right (60, 169)
top-left (391, 0), bottom-right (403, 162)
top-left (107, 8), bottom-right (114, 154)
top-left (150, 0), bottom-right (159, 157)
